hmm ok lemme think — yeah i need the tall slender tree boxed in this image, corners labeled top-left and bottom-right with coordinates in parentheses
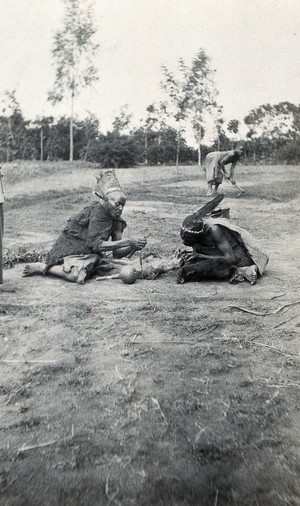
top-left (141, 104), bottom-right (159, 165)
top-left (0, 90), bottom-right (27, 161)
top-left (161, 49), bottom-right (221, 167)
top-left (48, 0), bottom-right (99, 161)
top-left (161, 59), bottom-right (191, 169)
top-left (187, 50), bottom-right (221, 165)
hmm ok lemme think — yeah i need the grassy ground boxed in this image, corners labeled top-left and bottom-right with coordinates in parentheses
top-left (0, 161), bottom-right (299, 506)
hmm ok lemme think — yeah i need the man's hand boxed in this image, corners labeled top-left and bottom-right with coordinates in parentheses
top-left (130, 237), bottom-right (147, 251)
top-left (224, 174), bottom-right (235, 184)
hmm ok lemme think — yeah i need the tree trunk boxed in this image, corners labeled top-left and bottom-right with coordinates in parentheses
top-left (6, 141), bottom-right (9, 163)
top-left (84, 139), bottom-right (90, 162)
top-left (197, 130), bottom-right (201, 166)
top-left (157, 132), bottom-right (161, 165)
top-left (8, 118), bottom-right (14, 142)
top-left (21, 142), bottom-right (27, 160)
top-left (70, 92), bottom-right (74, 162)
top-left (40, 127), bottom-right (44, 162)
top-left (0, 168), bottom-right (4, 284)
top-left (0, 202), bottom-right (3, 284)
top-left (176, 124), bottom-right (180, 170)
top-left (144, 131), bottom-right (148, 165)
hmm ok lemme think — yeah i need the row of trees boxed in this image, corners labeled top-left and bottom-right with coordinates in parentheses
top-left (1, 89), bottom-right (300, 166)
top-left (1, 0), bottom-right (299, 166)
top-left (0, 92), bottom-right (197, 166)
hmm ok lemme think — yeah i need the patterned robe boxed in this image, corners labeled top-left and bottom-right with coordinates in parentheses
top-left (45, 200), bottom-right (127, 271)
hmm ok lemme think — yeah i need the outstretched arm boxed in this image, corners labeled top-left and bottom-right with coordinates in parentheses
top-left (86, 205), bottom-right (146, 257)
top-left (110, 220), bottom-right (147, 258)
top-left (93, 231), bottom-right (146, 259)
top-left (228, 160), bottom-right (237, 182)
top-left (219, 153), bottom-right (237, 178)
top-left (112, 234), bottom-right (147, 258)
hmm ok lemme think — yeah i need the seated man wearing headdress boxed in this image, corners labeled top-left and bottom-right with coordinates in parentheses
top-left (177, 195), bottom-right (269, 285)
top-left (204, 147), bottom-right (244, 196)
top-left (23, 169), bottom-right (147, 284)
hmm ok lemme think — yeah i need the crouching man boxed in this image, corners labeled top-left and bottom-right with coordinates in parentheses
top-left (23, 169), bottom-right (147, 284)
top-left (177, 195), bottom-right (269, 285)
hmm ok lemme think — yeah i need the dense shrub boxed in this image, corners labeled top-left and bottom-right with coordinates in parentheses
top-left (85, 132), bottom-right (141, 168)
top-left (276, 141), bottom-right (300, 163)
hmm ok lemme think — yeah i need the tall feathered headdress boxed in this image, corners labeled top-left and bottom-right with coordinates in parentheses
top-left (94, 169), bottom-right (125, 199)
top-left (180, 194), bottom-right (226, 245)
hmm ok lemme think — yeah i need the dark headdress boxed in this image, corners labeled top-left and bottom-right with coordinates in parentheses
top-left (180, 194), bottom-right (227, 245)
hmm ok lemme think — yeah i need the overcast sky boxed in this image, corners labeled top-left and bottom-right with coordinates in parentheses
top-left (0, 0), bottom-right (300, 133)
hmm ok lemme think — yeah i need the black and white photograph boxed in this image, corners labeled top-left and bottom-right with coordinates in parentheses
top-left (0, 1), bottom-right (299, 504)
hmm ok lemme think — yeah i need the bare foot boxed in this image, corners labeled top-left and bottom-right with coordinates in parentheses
top-left (229, 271), bottom-right (244, 284)
top-left (76, 267), bottom-right (88, 285)
top-left (237, 265), bottom-right (258, 285)
top-left (23, 263), bottom-right (45, 277)
top-left (176, 269), bottom-right (186, 284)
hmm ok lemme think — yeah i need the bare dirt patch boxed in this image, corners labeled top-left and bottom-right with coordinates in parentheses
top-left (0, 163), bottom-right (299, 506)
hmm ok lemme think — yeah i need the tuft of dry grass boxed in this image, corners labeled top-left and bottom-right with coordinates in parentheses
top-left (3, 245), bottom-right (46, 268)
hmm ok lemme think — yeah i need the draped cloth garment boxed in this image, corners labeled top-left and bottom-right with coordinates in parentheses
top-left (204, 217), bottom-right (269, 275)
top-left (205, 150), bottom-right (238, 183)
top-left (44, 200), bottom-right (127, 272)
top-left (197, 218), bottom-right (269, 274)
top-left (180, 217), bottom-right (269, 282)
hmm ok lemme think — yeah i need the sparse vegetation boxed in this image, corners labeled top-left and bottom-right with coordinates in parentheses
top-left (0, 162), bottom-right (299, 505)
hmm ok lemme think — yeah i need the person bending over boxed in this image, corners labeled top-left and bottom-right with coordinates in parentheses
top-left (204, 147), bottom-right (244, 196)
top-left (23, 170), bottom-right (147, 284)
top-left (177, 195), bottom-right (269, 285)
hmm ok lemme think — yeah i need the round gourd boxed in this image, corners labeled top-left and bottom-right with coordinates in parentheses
top-left (119, 266), bottom-right (139, 284)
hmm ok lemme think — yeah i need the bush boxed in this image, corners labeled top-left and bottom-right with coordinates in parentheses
top-left (84, 132), bottom-right (142, 167)
top-left (276, 141), bottom-right (300, 163)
